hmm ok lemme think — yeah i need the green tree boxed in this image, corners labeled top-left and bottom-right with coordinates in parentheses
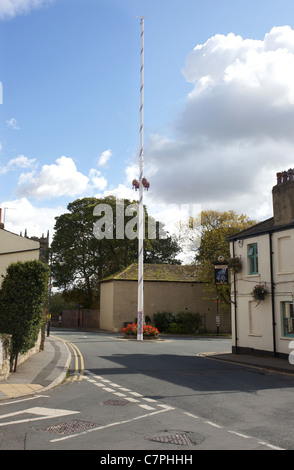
top-left (0, 260), bottom-right (50, 371)
top-left (51, 196), bottom-right (181, 307)
top-left (191, 210), bottom-right (256, 304)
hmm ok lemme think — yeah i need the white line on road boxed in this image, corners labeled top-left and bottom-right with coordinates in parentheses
top-left (50, 408), bottom-right (173, 443)
top-left (228, 430), bottom-right (251, 439)
top-left (0, 407), bottom-right (79, 427)
top-left (0, 395), bottom-right (50, 407)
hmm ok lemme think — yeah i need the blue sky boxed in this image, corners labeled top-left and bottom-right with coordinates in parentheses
top-left (1, 0), bottom-right (294, 246)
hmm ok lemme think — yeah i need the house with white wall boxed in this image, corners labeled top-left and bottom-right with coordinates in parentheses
top-left (228, 169), bottom-right (294, 358)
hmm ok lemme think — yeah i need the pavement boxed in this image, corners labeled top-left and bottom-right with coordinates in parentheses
top-left (0, 334), bottom-right (71, 400)
top-left (1, 332), bottom-right (294, 401)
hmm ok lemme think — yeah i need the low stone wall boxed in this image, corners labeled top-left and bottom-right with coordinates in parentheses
top-left (0, 334), bottom-right (11, 380)
top-left (0, 331), bottom-right (42, 381)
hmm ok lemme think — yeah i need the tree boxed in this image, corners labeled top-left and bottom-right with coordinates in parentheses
top-left (190, 210), bottom-right (256, 304)
top-left (51, 196), bottom-right (181, 307)
top-left (0, 260), bottom-right (49, 371)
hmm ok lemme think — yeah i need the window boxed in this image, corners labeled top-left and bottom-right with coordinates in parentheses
top-left (247, 243), bottom-right (258, 275)
top-left (278, 236), bottom-right (293, 273)
top-left (249, 301), bottom-right (261, 335)
top-left (282, 302), bottom-right (294, 337)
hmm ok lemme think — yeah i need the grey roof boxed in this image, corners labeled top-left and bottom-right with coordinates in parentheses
top-left (227, 217), bottom-right (294, 241)
top-left (101, 263), bottom-right (200, 283)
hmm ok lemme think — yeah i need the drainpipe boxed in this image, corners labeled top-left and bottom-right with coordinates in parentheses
top-left (232, 241), bottom-right (238, 354)
top-left (269, 231), bottom-right (277, 357)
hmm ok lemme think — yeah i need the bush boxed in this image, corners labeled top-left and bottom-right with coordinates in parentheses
top-left (153, 310), bottom-right (203, 334)
top-left (153, 312), bottom-right (176, 332)
top-left (0, 260), bottom-right (49, 371)
top-left (170, 311), bottom-right (203, 334)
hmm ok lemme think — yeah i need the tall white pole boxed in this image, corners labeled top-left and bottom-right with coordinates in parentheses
top-left (137, 17), bottom-right (144, 341)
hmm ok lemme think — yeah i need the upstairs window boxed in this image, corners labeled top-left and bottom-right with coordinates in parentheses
top-left (247, 243), bottom-right (258, 275)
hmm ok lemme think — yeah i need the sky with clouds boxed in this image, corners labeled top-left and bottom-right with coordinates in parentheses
top-left (1, 0), bottom-right (294, 247)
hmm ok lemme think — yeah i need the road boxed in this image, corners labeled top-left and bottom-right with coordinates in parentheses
top-left (0, 328), bottom-right (294, 452)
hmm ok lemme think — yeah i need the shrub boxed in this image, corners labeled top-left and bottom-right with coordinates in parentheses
top-left (153, 311), bottom-right (203, 334)
top-left (170, 311), bottom-right (203, 334)
top-left (0, 260), bottom-right (50, 371)
top-left (153, 312), bottom-right (176, 332)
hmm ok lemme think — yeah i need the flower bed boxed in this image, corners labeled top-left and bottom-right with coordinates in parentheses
top-left (122, 322), bottom-right (159, 339)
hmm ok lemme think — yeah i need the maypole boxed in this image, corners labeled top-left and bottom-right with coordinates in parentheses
top-left (137, 17), bottom-right (145, 341)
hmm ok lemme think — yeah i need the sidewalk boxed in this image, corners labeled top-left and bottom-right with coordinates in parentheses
top-left (1, 334), bottom-right (294, 401)
top-left (0, 335), bottom-right (71, 400)
top-left (201, 351), bottom-right (294, 375)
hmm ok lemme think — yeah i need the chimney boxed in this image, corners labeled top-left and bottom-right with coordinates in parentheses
top-left (272, 168), bottom-right (294, 226)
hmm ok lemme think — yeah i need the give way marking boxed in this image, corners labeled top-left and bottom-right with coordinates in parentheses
top-left (0, 407), bottom-right (79, 427)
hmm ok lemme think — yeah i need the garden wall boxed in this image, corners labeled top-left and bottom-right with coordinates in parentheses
top-left (0, 331), bottom-right (42, 381)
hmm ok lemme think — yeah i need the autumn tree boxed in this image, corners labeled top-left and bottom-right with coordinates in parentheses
top-left (187, 210), bottom-right (257, 304)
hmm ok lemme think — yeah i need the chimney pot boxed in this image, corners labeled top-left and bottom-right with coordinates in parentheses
top-left (288, 168), bottom-right (294, 181)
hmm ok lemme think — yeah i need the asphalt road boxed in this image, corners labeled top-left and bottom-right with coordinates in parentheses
top-left (1, 329), bottom-right (294, 452)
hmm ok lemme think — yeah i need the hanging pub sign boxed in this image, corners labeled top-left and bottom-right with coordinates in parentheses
top-left (213, 256), bottom-right (228, 285)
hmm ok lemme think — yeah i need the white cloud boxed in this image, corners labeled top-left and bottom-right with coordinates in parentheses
top-left (0, 197), bottom-right (64, 238)
top-left (144, 26), bottom-right (294, 222)
top-left (0, 0), bottom-right (53, 20)
top-left (8, 155), bottom-right (36, 168)
top-left (98, 149), bottom-right (112, 167)
top-left (6, 118), bottom-right (19, 129)
top-left (17, 155), bottom-right (108, 199)
top-left (88, 168), bottom-right (107, 191)
top-left (0, 154), bottom-right (36, 175)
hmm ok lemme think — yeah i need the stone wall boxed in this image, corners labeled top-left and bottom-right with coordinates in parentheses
top-left (0, 331), bottom-right (42, 381)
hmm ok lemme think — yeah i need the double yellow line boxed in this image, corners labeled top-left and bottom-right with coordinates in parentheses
top-left (65, 340), bottom-right (84, 382)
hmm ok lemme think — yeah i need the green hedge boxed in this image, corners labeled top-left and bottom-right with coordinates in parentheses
top-left (153, 310), bottom-right (203, 334)
top-left (0, 260), bottom-right (49, 371)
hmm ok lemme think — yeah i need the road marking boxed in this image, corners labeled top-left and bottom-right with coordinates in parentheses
top-left (184, 410), bottom-right (285, 450)
top-left (128, 391), bottom-right (143, 397)
top-left (50, 408), bottom-right (172, 443)
top-left (258, 441), bottom-right (285, 450)
top-left (0, 407), bottom-right (79, 427)
top-left (139, 404), bottom-right (156, 411)
top-left (0, 395), bottom-right (50, 407)
top-left (64, 340), bottom-right (84, 382)
top-left (113, 392), bottom-right (127, 397)
top-left (204, 420), bottom-right (223, 429)
top-left (125, 397), bottom-right (140, 403)
top-left (102, 387), bottom-right (115, 393)
top-left (83, 372), bottom-right (173, 412)
top-left (183, 412), bottom-right (200, 419)
top-left (228, 430), bottom-right (251, 439)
